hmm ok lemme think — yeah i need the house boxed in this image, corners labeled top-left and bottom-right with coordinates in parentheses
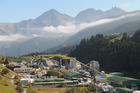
top-left (7, 64), bottom-right (20, 70)
top-left (14, 67), bottom-right (33, 73)
top-left (20, 75), bottom-right (34, 85)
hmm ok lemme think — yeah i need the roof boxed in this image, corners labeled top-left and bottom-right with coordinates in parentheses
top-left (65, 72), bottom-right (85, 77)
top-left (116, 88), bottom-right (133, 93)
top-left (34, 80), bottom-right (78, 85)
top-left (34, 78), bottom-right (65, 82)
top-left (109, 72), bottom-right (124, 76)
top-left (108, 75), bottom-right (140, 86)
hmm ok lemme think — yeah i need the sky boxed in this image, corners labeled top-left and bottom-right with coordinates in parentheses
top-left (0, 0), bottom-right (140, 22)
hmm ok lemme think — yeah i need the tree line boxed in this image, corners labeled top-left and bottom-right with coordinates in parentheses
top-left (69, 30), bottom-right (140, 77)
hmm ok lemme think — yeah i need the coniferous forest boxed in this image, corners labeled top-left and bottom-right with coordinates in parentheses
top-left (69, 30), bottom-right (140, 78)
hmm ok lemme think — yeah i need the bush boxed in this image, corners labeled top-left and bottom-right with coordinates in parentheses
top-left (47, 70), bottom-right (59, 76)
top-left (66, 87), bottom-right (88, 93)
top-left (4, 58), bottom-right (9, 65)
top-left (87, 83), bottom-right (97, 92)
top-left (1, 68), bottom-right (9, 75)
top-left (16, 82), bottom-right (23, 93)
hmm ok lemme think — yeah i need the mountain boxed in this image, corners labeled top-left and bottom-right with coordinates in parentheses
top-left (0, 36), bottom-right (68, 56)
top-left (33, 9), bottom-right (73, 27)
top-left (102, 7), bottom-right (126, 18)
top-left (17, 9), bottom-right (73, 28)
top-left (0, 7), bottom-right (132, 56)
top-left (75, 8), bottom-right (103, 23)
top-left (75, 7), bottom-right (126, 23)
top-left (69, 30), bottom-right (140, 77)
top-left (0, 9), bottom-right (73, 34)
top-left (0, 8), bottom-right (125, 34)
top-left (65, 11), bottom-right (140, 45)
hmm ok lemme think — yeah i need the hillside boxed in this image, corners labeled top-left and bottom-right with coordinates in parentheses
top-left (0, 8), bottom-right (127, 56)
top-left (69, 30), bottom-right (140, 78)
top-left (0, 64), bottom-right (17, 93)
top-left (0, 36), bottom-right (68, 56)
top-left (65, 11), bottom-right (140, 45)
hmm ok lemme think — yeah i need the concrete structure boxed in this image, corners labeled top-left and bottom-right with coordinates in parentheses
top-left (89, 60), bottom-right (100, 71)
top-left (14, 67), bottom-right (33, 73)
top-left (69, 58), bottom-right (77, 71)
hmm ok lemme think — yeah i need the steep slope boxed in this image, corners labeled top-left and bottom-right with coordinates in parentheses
top-left (0, 8), bottom-right (125, 34)
top-left (102, 7), bottom-right (126, 18)
top-left (69, 31), bottom-right (140, 77)
top-left (0, 64), bottom-right (17, 93)
top-left (17, 9), bottom-right (73, 29)
top-left (0, 8), bottom-right (133, 56)
top-left (33, 9), bottom-right (73, 27)
top-left (0, 9), bottom-right (73, 34)
top-left (0, 9), bottom-right (74, 56)
top-left (75, 8), bottom-right (103, 23)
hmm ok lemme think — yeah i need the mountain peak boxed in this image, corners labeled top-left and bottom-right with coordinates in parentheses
top-left (83, 8), bottom-right (95, 12)
top-left (107, 7), bottom-right (126, 12)
top-left (77, 8), bottom-right (103, 15)
top-left (33, 9), bottom-right (73, 27)
top-left (46, 9), bottom-right (59, 14)
top-left (103, 7), bottom-right (126, 18)
top-left (75, 8), bottom-right (103, 23)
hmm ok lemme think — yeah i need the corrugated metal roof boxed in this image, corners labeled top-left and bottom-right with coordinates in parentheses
top-left (34, 80), bottom-right (78, 85)
top-left (65, 72), bottom-right (85, 77)
top-left (108, 75), bottom-right (140, 86)
top-left (34, 78), bottom-right (65, 82)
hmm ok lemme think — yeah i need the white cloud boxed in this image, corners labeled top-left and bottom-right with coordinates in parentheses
top-left (43, 11), bottom-right (140, 35)
top-left (0, 34), bottom-right (26, 42)
top-left (1, 11), bottom-right (140, 42)
top-left (43, 23), bottom-right (77, 34)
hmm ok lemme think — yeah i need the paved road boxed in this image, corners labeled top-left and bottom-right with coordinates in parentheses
top-left (24, 88), bottom-right (27, 93)
top-left (11, 75), bottom-right (15, 84)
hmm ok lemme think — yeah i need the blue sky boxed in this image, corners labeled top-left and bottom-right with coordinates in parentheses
top-left (0, 0), bottom-right (140, 22)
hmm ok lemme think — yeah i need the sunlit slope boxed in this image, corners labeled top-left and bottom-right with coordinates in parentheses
top-left (0, 64), bottom-right (17, 93)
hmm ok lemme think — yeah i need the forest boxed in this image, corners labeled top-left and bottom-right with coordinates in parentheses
top-left (69, 30), bottom-right (140, 78)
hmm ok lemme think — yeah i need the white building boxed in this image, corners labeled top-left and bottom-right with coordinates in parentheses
top-left (20, 75), bottom-right (34, 85)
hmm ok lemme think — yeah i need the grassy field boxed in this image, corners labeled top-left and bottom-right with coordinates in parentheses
top-left (0, 64), bottom-right (17, 93)
top-left (6, 56), bottom-right (32, 62)
top-left (28, 86), bottom-right (70, 93)
top-left (110, 35), bottom-right (123, 42)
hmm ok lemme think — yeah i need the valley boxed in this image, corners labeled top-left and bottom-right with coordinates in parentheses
top-left (0, 1), bottom-right (140, 93)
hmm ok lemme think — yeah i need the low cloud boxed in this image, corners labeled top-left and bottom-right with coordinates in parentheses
top-left (1, 11), bottom-right (140, 42)
top-left (43, 23), bottom-right (77, 34)
top-left (0, 34), bottom-right (26, 42)
top-left (43, 11), bottom-right (140, 34)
